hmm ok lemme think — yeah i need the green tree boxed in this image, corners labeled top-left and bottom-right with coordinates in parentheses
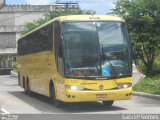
top-left (23, 9), bottom-right (96, 34)
top-left (22, 18), bottom-right (47, 34)
top-left (47, 9), bottom-right (96, 19)
top-left (112, 0), bottom-right (160, 75)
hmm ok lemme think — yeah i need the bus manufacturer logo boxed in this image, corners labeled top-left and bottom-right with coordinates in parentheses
top-left (99, 85), bottom-right (104, 90)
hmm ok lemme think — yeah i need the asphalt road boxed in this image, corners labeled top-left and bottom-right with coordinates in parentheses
top-left (0, 75), bottom-right (160, 115)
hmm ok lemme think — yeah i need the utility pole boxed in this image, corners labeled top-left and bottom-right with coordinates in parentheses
top-left (55, 0), bottom-right (78, 11)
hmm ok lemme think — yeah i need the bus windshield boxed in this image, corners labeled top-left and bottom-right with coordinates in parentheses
top-left (63, 21), bottom-right (131, 79)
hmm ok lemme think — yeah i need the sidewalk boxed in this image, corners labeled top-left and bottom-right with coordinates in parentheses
top-left (10, 71), bottom-right (18, 78)
top-left (133, 92), bottom-right (160, 100)
top-left (132, 64), bottom-right (145, 86)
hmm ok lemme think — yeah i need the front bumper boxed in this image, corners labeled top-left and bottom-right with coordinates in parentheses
top-left (62, 87), bottom-right (132, 102)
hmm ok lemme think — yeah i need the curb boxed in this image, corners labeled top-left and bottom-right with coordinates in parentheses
top-left (133, 92), bottom-right (160, 100)
top-left (10, 71), bottom-right (18, 78)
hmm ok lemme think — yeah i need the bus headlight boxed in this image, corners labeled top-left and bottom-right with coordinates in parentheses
top-left (117, 83), bottom-right (132, 89)
top-left (65, 85), bottom-right (84, 91)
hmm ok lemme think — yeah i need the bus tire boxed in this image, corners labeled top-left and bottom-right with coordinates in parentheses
top-left (49, 82), bottom-right (63, 108)
top-left (23, 77), bottom-right (27, 94)
top-left (25, 78), bottom-right (32, 96)
top-left (18, 73), bottom-right (20, 86)
top-left (102, 100), bottom-right (114, 107)
top-left (23, 77), bottom-right (25, 88)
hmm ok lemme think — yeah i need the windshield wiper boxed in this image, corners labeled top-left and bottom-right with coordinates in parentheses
top-left (105, 56), bottom-right (119, 79)
top-left (101, 54), bottom-right (121, 87)
top-left (101, 45), bottom-right (119, 78)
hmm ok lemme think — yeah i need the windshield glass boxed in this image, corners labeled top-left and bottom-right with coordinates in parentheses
top-left (63, 21), bottom-right (131, 78)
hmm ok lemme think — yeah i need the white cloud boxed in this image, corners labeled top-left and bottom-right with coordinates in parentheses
top-left (80, 0), bottom-right (117, 14)
top-left (94, 0), bottom-right (117, 8)
top-left (26, 0), bottom-right (117, 14)
top-left (27, 0), bottom-right (51, 5)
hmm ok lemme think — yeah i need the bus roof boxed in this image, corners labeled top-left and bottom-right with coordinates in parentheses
top-left (56, 15), bottom-right (124, 22)
top-left (19, 15), bottom-right (124, 40)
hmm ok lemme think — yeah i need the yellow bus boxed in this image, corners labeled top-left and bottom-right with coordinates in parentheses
top-left (17, 15), bottom-right (132, 107)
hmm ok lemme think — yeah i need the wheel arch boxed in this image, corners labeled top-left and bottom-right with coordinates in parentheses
top-left (49, 79), bottom-right (58, 98)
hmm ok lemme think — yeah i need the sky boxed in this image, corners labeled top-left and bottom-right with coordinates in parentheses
top-left (6, 0), bottom-right (117, 15)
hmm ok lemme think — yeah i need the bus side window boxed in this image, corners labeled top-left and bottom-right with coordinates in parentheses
top-left (54, 21), bottom-right (64, 76)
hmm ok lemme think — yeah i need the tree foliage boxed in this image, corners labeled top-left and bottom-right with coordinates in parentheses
top-left (47, 9), bottom-right (96, 19)
top-left (23, 9), bottom-right (96, 34)
top-left (22, 18), bottom-right (46, 35)
top-left (112, 0), bottom-right (160, 75)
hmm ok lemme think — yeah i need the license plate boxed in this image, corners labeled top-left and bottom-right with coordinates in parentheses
top-left (96, 94), bottom-right (107, 98)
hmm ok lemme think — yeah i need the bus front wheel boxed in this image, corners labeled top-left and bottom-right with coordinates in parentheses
top-left (102, 100), bottom-right (114, 107)
top-left (50, 83), bottom-right (63, 108)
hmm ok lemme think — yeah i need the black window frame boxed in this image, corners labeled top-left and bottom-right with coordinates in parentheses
top-left (54, 21), bottom-right (64, 76)
top-left (18, 23), bottom-right (53, 56)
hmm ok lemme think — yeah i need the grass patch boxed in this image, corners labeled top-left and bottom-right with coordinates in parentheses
top-left (133, 75), bottom-right (160, 95)
top-left (12, 63), bottom-right (18, 73)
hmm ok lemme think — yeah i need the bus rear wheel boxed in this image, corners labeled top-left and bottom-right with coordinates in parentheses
top-left (50, 83), bottom-right (63, 108)
top-left (102, 100), bottom-right (114, 107)
top-left (25, 79), bottom-right (32, 96)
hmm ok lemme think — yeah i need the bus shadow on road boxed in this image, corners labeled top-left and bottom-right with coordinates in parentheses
top-left (9, 91), bottom-right (127, 113)
top-left (62, 102), bottom-right (127, 113)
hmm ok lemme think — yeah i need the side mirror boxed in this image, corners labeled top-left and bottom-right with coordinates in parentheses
top-left (132, 46), bottom-right (136, 59)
